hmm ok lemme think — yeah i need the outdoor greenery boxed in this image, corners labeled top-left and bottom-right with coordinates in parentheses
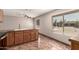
top-left (53, 12), bottom-right (79, 36)
top-left (53, 19), bottom-right (79, 28)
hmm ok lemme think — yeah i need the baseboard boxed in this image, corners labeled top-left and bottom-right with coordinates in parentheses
top-left (39, 33), bottom-right (70, 46)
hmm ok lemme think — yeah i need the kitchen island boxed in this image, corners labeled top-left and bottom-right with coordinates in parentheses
top-left (0, 29), bottom-right (38, 48)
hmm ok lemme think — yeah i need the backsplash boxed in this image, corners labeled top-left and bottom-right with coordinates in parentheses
top-left (0, 16), bottom-right (33, 30)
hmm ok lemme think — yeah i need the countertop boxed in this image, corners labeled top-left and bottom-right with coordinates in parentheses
top-left (13, 28), bottom-right (34, 31)
top-left (0, 28), bottom-right (38, 38)
top-left (6, 28), bottom-right (39, 31)
top-left (69, 36), bottom-right (79, 42)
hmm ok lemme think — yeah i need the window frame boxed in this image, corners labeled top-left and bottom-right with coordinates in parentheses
top-left (52, 10), bottom-right (79, 36)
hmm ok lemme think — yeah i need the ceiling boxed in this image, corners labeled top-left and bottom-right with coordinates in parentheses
top-left (3, 9), bottom-right (53, 18)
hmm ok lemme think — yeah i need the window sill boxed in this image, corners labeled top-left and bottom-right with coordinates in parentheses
top-left (53, 32), bottom-right (77, 38)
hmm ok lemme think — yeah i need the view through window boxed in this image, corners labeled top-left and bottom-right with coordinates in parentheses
top-left (52, 12), bottom-right (79, 36)
top-left (53, 16), bottom-right (63, 33)
top-left (36, 19), bottom-right (40, 29)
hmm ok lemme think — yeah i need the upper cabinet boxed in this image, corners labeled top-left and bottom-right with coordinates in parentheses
top-left (0, 9), bottom-right (4, 22)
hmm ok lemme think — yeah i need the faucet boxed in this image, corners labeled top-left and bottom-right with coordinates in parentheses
top-left (18, 24), bottom-right (21, 29)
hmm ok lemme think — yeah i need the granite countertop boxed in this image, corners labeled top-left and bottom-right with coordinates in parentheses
top-left (13, 28), bottom-right (39, 31)
top-left (0, 28), bottom-right (38, 38)
top-left (69, 36), bottom-right (79, 42)
top-left (13, 28), bottom-right (32, 31)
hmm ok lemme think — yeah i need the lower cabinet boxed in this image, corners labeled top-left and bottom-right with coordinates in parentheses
top-left (2, 31), bottom-right (15, 47)
top-left (23, 29), bottom-right (38, 43)
top-left (6, 31), bottom-right (15, 46)
top-left (69, 39), bottom-right (79, 50)
top-left (23, 30), bottom-right (31, 43)
top-left (15, 31), bottom-right (23, 45)
top-left (2, 29), bottom-right (38, 47)
top-left (30, 30), bottom-right (38, 41)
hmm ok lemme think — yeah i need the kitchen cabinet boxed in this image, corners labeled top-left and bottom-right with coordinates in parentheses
top-left (23, 29), bottom-right (38, 43)
top-left (0, 40), bottom-right (3, 47)
top-left (0, 9), bottom-right (4, 22)
top-left (23, 30), bottom-right (31, 42)
top-left (69, 39), bottom-right (79, 50)
top-left (30, 29), bottom-right (38, 41)
top-left (2, 29), bottom-right (38, 47)
top-left (2, 31), bottom-right (15, 47)
top-left (15, 31), bottom-right (24, 45)
top-left (6, 31), bottom-right (15, 46)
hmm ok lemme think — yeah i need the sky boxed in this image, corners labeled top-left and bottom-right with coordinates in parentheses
top-left (53, 12), bottom-right (79, 22)
top-left (64, 12), bottom-right (79, 21)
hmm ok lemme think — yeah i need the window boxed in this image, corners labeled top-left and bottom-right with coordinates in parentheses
top-left (36, 19), bottom-right (40, 26)
top-left (64, 12), bottom-right (79, 36)
top-left (52, 11), bottom-right (79, 36)
top-left (53, 16), bottom-right (63, 33)
top-left (36, 19), bottom-right (40, 29)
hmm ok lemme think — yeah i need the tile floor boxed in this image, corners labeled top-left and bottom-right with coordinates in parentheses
top-left (7, 35), bottom-right (70, 50)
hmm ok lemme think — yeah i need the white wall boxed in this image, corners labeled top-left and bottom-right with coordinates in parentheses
top-left (0, 16), bottom-right (33, 30)
top-left (34, 9), bottom-right (78, 44)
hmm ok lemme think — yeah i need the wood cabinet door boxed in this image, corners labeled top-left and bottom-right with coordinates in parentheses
top-left (15, 31), bottom-right (23, 45)
top-left (0, 9), bottom-right (4, 22)
top-left (35, 30), bottom-right (38, 40)
top-left (23, 30), bottom-right (31, 42)
top-left (7, 31), bottom-right (15, 46)
top-left (71, 41), bottom-right (79, 50)
top-left (30, 30), bottom-right (38, 41)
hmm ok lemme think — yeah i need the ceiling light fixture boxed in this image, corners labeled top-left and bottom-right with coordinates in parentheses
top-left (19, 9), bottom-right (33, 19)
